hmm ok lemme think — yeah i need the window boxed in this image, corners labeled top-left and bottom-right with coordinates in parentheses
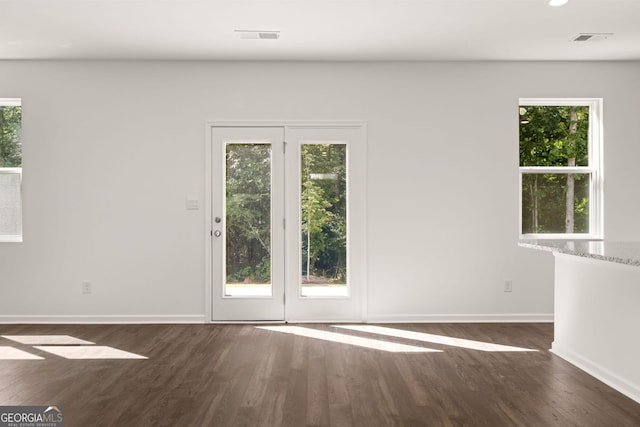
top-left (0, 98), bottom-right (22, 242)
top-left (519, 99), bottom-right (602, 239)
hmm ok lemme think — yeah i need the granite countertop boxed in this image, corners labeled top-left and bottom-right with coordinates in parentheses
top-left (519, 240), bottom-right (640, 267)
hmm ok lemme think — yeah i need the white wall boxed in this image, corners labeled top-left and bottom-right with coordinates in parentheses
top-left (1, 60), bottom-right (638, 322)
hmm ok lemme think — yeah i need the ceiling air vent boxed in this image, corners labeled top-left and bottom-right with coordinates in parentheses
top-left (572, 33), bottom-right (613, 42)
top-left (235, 30), bottom-right (280, 40)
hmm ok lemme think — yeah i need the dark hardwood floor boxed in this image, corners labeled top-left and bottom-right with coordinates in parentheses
top-left (0, 323), bottom-right (638, 426)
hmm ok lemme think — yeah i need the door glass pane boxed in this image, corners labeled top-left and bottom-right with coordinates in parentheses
top-left (225, 143), bottom-right (272, 296)
top-left (522, 173), bottom-right (590, 234)
top-left (301, 144), bottom-right (347, 297)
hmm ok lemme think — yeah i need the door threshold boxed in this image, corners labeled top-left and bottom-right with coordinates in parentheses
top-left (210, 320), bottom-right (287, 325)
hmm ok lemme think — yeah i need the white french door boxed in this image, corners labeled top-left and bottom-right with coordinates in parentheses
top-left (208, 123), bottom-right (367, 322)
top-left (210, 127), bottom-right (285, 321)
top-left (283, 125), bottom-right (366, 322)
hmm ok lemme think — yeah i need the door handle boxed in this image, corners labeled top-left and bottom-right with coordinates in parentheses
top-left (214, 230), bottom-right (222, 238)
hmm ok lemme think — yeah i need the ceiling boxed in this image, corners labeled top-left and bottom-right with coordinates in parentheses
top-left (1, 0), bottom-right (639, 61)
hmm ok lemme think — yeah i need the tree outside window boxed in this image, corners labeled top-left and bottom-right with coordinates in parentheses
top-left (301, 144), bottom-right (347, 287)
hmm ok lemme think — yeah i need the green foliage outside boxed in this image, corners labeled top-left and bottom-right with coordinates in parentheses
top-left (225, 144), bottom-right (272, 284)
top-left (0, 105), bottom-right (22, 167)
top-left (301, 144), bottom-right (347, 285)
top-left (519, 105), bottom-right (590, 234)
top-left (223, 143), bottom-right (348, 286)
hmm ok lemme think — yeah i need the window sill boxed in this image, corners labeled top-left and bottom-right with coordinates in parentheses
top-left (520, 234), bottom-right (602, 241)
top-left (0, 235), bottom-right (23, 243)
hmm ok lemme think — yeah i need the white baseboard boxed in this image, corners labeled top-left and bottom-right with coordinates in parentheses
top-left (551, 342), bottom-right (640, 404)
top-left (0, 315), bottom-right (206, 324)
top-left (0, 313), bottom-right (554, 325)
top-left (366, 313), bottom-right (554, 323)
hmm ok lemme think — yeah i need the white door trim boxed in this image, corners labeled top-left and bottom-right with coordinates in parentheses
top-left (205, 120), bottom-right (367, 323)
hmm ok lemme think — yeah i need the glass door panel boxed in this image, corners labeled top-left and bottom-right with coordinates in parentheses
top-left (300, 144), bottom-right (348, 297)
top-left (225, 143), bottom-right (273, 297)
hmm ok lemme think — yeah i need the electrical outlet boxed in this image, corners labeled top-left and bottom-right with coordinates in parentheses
top-left (504, 280), bottom-right (513, 293)
top-left (82, 281), bottom-right (92, 294)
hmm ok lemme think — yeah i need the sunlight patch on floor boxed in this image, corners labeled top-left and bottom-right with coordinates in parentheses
top-left (333, 325), bottom-right (538, 352)
top-left (2, 335), bottom-right (95, 345)
top-left (0, 335), bottom-right (148, 360)
top-left (0, 346), bottom-right (44, 360)
top-left (257, 325), bottom-right (440, 353)
top-left (34, 345), bottom-right (148, 360)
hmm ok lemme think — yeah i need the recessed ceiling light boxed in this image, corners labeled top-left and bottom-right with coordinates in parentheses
top-left (549, 0), bottom-right (568, 6)
top-left (234, 30), bottom-right (280, 40)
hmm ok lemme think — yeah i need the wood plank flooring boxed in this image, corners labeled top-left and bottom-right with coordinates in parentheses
top-left (0, 323), bottom-right (638, 426)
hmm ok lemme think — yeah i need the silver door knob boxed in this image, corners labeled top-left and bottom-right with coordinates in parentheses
top-left (214, 230), bottom-right (222, 237)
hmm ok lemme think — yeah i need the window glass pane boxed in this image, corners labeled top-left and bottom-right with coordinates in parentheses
top-left (522, 173), bottom-right (590, 234)
top-left (301, 144), bottom-right (347, 297)
top-left (225, 143), bottom-right (272, 297)
top-left (0, 104), bottom-right (22, 167)
top-left (0, 101), bottom-right (22, 240)
top-left (0, 172), bottom-right (22, 237)
top-left (519, 105), bottom-right (589, 167)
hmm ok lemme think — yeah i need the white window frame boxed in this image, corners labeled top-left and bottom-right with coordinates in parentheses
top-left (518, 98), bottom-right (603, 240)
top-left (0, 98), bottom-right (23, 243)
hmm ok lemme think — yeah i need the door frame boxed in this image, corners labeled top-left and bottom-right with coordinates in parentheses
top-left (204, 120), bottom-right (368, 323)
